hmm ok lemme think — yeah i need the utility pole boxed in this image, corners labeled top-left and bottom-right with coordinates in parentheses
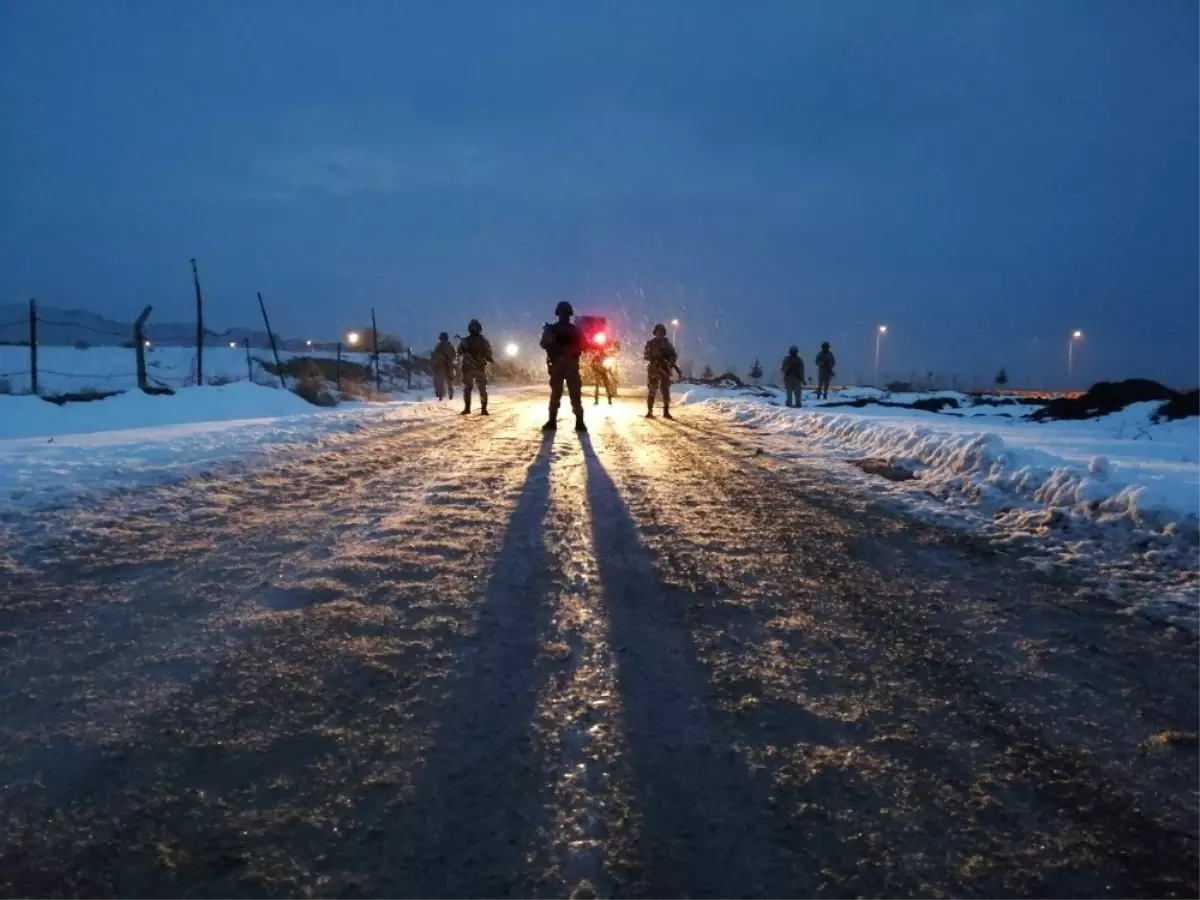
top-left (191, 258), bottom-right (204, 385)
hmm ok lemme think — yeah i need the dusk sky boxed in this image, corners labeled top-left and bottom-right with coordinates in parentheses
top-left (2, 0), bottom-right (1196, 387)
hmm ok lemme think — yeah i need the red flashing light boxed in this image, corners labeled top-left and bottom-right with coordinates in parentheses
top-left (591, 331), bottom-right (607, 346)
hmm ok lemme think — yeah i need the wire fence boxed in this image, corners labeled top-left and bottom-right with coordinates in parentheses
top-left (0, 300), bottom-right (431, 401)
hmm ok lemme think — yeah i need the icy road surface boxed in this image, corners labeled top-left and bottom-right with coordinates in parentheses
top-left (0, 392), bottom-right (1196, 898)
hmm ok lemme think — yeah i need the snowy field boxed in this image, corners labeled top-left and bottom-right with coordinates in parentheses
top-left (680, 385), bottom-right (1200, 630)
top-left (0, 343), bottom-right (391, 395)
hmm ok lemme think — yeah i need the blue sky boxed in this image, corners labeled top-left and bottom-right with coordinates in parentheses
top-left (1, 0), bottom-right (1196, 387)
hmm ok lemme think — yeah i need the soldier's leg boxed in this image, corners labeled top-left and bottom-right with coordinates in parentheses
top-left (567, 368), bottom-right (584, 418)
top-left (433, 370), bottom-right (442, 400)
top-left (477, 372), bottom-right (488, 412)
top-left (660, 375), bottom-right (673, 417)
top-left (548, 368), bottom-right (564, 420)
top-left (462, 371), bottom-right (474, 412)
top-left (646, 374), bottom-right (657, 415)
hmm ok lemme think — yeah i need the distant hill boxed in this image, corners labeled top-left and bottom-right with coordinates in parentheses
top-left (0, 303), bottom-right (286, 348)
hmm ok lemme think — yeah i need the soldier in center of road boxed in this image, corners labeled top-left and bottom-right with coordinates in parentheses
top-left (458, 319), bottom-right (493, 416)
top-left (540, 301), bottom-right (587, 432)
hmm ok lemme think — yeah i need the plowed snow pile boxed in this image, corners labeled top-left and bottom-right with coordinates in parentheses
top-left (682, 386), bottom-right (1199, 630)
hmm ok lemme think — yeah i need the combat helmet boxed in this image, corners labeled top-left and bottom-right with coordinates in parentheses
top-left (653, 323), bottom-right (667, 336)
top-left (467, 319), bottom-right (482, 335)
top-left (555, 301), bottom-right (574, 317)
top-left (439, 331), bottom-right (449, 342)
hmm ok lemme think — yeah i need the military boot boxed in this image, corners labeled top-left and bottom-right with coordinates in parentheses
top-left (575, 416), bottom-right (588, 433)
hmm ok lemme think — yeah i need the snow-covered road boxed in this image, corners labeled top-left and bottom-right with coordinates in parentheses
top-left (0, 393), bottom-right (1196, 897)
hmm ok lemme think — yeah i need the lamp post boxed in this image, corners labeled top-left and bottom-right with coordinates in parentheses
top-left (874, 325), bottom-right (888, 386)
top-left (670, 318), bottom-right (680, 345)
top-left (1068, 329), bottom-right (1083, 389)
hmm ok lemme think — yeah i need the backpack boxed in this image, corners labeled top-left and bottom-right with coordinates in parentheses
top-left (540, 323), bottom-right (558, 353)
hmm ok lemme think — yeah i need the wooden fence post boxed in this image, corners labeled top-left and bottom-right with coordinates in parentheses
top-left (370, 308), bottom-right (381, 392)
top-left (28, 298), bottom-right (37, 395)
top-left (256, 292), bottom-right (285, 387)
top-left (243, 337), bottom-right (253, 382)
top-left (191, 258), bottom-right (204, 385)
top-left (335, 341), bottom-right (342, 389)
top-left (134, 305), bottom-right (153, 390)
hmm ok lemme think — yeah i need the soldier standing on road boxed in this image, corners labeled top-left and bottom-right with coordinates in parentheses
top-left (458, 319), bottom-right (493, 416)
top-left (590, 344), bottom-right (616, 406)
top-left (815, 341), bottom-right (836, 400)
top-left (432, 332), bottom-right (456, 401)
top-left (644, 324), bottom-right (679, 419)
top-left (540, 301), bottom-right (587, 432)
top-left (781, 345), bottom-right (806, 408)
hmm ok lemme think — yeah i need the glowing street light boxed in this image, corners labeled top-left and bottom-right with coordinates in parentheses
top-left (144, 339), bottom-right (152, 348)
top-left (1068, 329), bottom-right (1084, 388)
top-left (505, 342), bottom-right (519, 358)
top-left (229, 341), bottom-right (236, 348)
top-left (670, 318), bottom-right (680, 345)
top-left (346, 331), bottom-right (361, 347)
top-left (874, 325), bottom-right (888, 386)
top-left (306, 339), bottom-right (313, 348)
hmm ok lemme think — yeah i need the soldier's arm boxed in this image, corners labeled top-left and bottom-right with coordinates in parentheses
top-left (483, 339), bottom-right (494, 362)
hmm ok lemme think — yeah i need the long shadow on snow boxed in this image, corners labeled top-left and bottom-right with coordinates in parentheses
top-left (0, 432), bottom-right (560, 900)
top-left (579, 435), bottom-right (801, 898)
top-left (367, 431), bottom-right (560, 898)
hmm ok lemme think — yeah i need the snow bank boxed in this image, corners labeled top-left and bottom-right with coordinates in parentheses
top-left (681, 387), bottom-right (1200, 629)
top-left (0, 384), bottom-right (445, 511)
top-left (0, 382), bottom-right (322, 440)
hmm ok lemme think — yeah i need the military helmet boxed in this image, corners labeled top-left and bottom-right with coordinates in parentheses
top-left (821, 341), bottom-right (830, 350)
top-left (555, 300), bottom-right (574, 317)
top-left (439, 331), bottom-right (449, 342)
top-left (788, 344), bottom-right (799, 354)
top-left (653, 323), bottom-right (667, 336)
top-left (467, 318), bottom-right (482, 334)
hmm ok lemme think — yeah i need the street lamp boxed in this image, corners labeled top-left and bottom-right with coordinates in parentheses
top-left (505, 342), bottom-right (519, 358)
top-left (1068, 329), bottom-right (1084, 388)
top-left (670, 318), bottom-right (680, 346)
top-left (306, 340), bottom-right (313, 348)
top-left (346, 331), bottom-right (360, 347)
top-left (229, 342), bottom-right (236, 348)
top-left (874, 325), bottom-right (888, 386)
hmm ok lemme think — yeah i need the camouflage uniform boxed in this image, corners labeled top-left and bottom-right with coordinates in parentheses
top-left (781, 349), bottom-right (805, 407)
top-left (432, 337), bottom-right (457, 401)
top-left (815, 345), bottom-right (835, 400)
top-left (544, 320), bottom-right (585, 427)
top-left (644, 333), bottom-right (678, 416)
top-left (458, 329), bottom-right (493, 414)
